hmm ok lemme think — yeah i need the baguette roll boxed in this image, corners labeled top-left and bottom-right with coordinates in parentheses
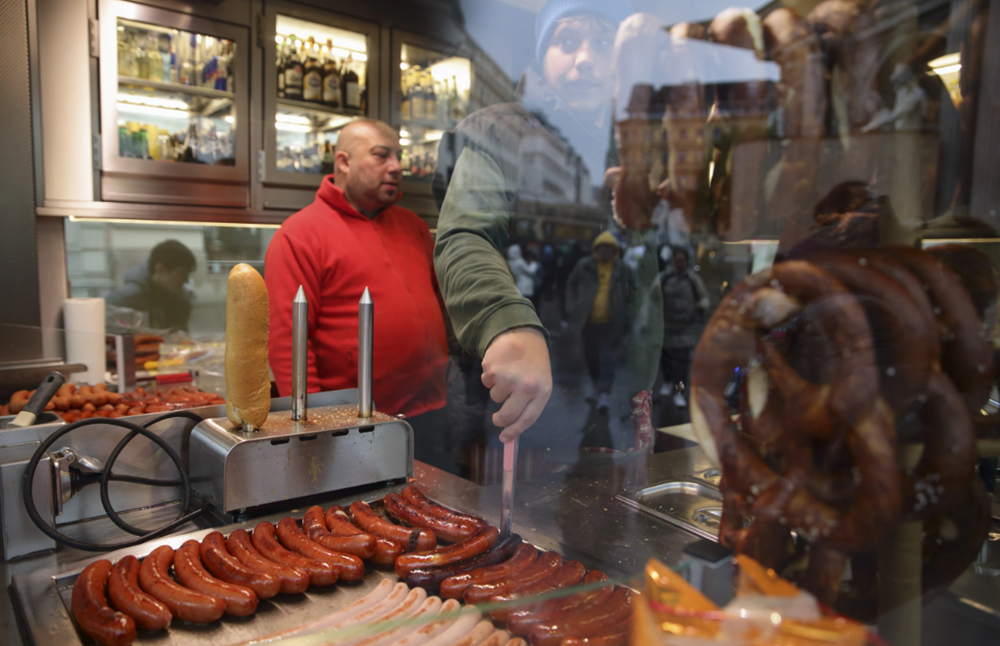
top-left (225, 263), bottom-right (271, 430)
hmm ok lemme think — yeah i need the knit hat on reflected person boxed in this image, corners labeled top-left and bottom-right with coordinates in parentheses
top-left (534, 0), bottom-right (634, 65)
top-left (592, 230), bottom-right (620, 250)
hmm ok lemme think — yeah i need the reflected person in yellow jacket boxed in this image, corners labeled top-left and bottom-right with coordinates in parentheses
top-left (565, 231), bottom-right (636, 412)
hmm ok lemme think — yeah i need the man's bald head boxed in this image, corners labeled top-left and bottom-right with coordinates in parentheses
top-left (332, 119), bottom-right (403, 218)
top-left (335, 119), bottom-right (400, 156)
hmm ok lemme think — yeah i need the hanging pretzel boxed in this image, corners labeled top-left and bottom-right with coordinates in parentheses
top-left (884, 245), bottom-right (994, 414)
top-left (691, 261), bottom-right (901, 553)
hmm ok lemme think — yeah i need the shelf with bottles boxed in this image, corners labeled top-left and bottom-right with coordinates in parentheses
top-left (275, 16), bottom-right (368, 116)
top-left (399, 124), bottom-right (443, 181)
top-left (115, 17), bottom-right (236, 166)
top-left (398, 44), bottom-right (471, 132)
top-left (117, 19), bottom-right (235, 94)
top-left (275, 107), bottom-right (357, 175)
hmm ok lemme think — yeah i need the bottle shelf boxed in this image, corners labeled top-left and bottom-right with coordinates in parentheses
top-left (119, 76), bottom-right (235, 99)
top-left (276, 97), bottom-right (364, 118)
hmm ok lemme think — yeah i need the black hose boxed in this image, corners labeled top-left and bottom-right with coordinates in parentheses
top-left (21, 411), bottom-right (210, 552)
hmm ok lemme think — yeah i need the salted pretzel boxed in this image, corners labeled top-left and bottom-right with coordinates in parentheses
top-left (691, 261), bottom-right (901, 553)
top-left (884, 245), bottom-right (994, 413)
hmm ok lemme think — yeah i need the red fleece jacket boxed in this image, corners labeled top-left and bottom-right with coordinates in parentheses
top-left (264, 178), bottom-right (448, 417)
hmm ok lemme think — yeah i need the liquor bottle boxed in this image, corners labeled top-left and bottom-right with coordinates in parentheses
top-left (343, 59), bottom-right (361, 110)
top-left (320, 141), bottom-right (334, 174)
top-left (424, 72), bottom-right (437, 124)
top-left (137, 32), bottom-right (150, 79)
top-left (400, 68), bottom-right (411, 119)
top-left (303, 38), bottom-right (323, 103)
top-left (146, 34), bottom-right (163, 82)
top-left (283, 35), bottom-right (303, 100)
top-left (322, 41), bottom-right (341, 108)
top-left (117, 29), bottom-right (131, 77)
top-left (179, 33), bottom-right (197, 86)
top-left (450, 74), bottom-right (462, 122)
top-left (162, 34), bottom-right (175, 83)
top-left (410, 66), bottom-right (425, 121)
top-left (183, 120), bottom-right (200, 163)
top-left (277, 37), bottom-right (287, 98)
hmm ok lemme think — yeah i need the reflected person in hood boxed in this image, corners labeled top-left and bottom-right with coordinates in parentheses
top-left (107, 239), bottom-right (196, 332)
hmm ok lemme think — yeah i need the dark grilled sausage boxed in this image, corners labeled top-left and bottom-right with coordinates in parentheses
top-left (73, 559), bottom-right (137, 646)
top-left (384, 492), bottom-right (480, 543)
top-left (303, 505), bottom-right (377, 559)
top-left (488, 560), bottom-right (586, 621)
top-left (395, 525), bottom-right (500, 578)
top-left (326, 505), bottom-right (403, 565)
top-left (226, 529), bottom-right (309, 595)
top-left (107, 555), bottom-right (171, 631)
top-left (440, 542), bottom-right (538, 600)
top-left (173, 540), bottom-right (258, 617)
top-left (199, 532), bottom-right (281, 600)
top-left (350, 500), bottom-right (436, 552)
top-left (137, 546), bottom-right (225, 623)
top-left (275, 517), bottom-right (365, 581)
top-left (465, 550), bottom-right (562, 604)
top-left (252, 522), bottom-right (338, 587)
top-left (405, 533), bottom-right (522, 591)
top-left (528, 588), bottom-right (633, 646)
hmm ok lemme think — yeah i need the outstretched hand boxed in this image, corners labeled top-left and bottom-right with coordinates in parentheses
top-left (481, 327), bottom-right (553, 442)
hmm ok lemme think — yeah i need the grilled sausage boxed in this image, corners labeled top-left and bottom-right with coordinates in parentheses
top-left (351, 500), bottom-right (437, 552)
top-left (464, 550), bottom-right (561, 604)
top-left (506, 570), bottom-right (611, 637)
top-left (488, 560), bottom-right (586, 621)
top-left (107, 555), bottom-right (171, 631)
top-left (72, 559), bottom-right (137, 646)
top-left (226, 529), bottom-right (309, 595)
top-left (200, 532), bottom-right (281, 599)
top-left (137, 546), bottom-right (225, 623)
top-left (405, 533), bottom-right (523, 591)
top-left (173, 540), bottom-right (257, 617)
top-left (384, 492), bottom-right (481, 544)
top-left (252, 522), bottom-right (338, 587)
top-left (559, 617), bottom-right (631, 646)
top-left (528, 588), bottom-right (633, 646)
top-left (401, 486), bottom-right (486, 529)
top-left (275, 517), bottom-right (365, 581)
top-left (395, 525), bottom-right (500, 578)
top-left (439, 542), bottom-right (538, 600)
top-left (420, 607), bottom-right (484, 646)
top-left (303, 505), bottom-right (377, 559)
top-left (326, 505), bottom-right (403, 565)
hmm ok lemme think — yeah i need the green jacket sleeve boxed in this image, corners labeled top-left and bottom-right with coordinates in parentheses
top-left (434, 146), bottom-right (546, 358)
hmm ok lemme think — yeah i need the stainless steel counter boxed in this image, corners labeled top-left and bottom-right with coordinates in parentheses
top-left (0, 449), bottom-right (712, 646)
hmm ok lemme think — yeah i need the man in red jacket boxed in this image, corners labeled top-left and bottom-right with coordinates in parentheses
top-left (265, 119), bottom-right (449, 466)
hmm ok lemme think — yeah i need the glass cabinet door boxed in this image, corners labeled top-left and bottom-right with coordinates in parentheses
top-left (115, 19), bottom-right (236, 166)
top-left (99, 0), bottom-right (249, 197)
top-left (262, 10), bottom-right (377, 189)
top-left (395, 40), bottom-right (472, 183)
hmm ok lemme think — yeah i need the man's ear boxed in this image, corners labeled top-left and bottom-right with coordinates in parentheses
top-left (335, 150), bottom-right (350, 174)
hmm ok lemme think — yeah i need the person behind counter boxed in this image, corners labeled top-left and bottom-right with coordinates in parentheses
top-left (106, 239), bottom-right (196, 331)
top-left (265, 119), bottom-right (449, 464)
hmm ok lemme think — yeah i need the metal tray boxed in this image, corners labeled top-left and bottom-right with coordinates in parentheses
top-left (14, 525), bottom-right (403, 646)
top-left (615, 478), bottom-right (724, 541)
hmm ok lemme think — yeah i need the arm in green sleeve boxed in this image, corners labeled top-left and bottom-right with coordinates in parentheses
top-left (434, 147), bottom-right (546, 358)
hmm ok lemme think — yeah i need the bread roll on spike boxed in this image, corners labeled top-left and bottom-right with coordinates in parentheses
top-left (225, 263), bottom-right (271, 430)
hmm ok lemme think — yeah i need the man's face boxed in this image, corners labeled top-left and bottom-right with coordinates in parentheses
top-left (542, 17), bottom-right (615, 116)
top-left (674, 253), bottom-right (689, 272)
top-left (595, 244), bottom-right (616, 263)
top-left (152, 264), bottom-right (190, 294)
top-left (338, 125), bottom-right (403, 214)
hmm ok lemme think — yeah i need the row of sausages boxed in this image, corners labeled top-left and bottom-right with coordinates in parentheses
top-left (1, 383), bottom-right (224, 421)
top-left (71, 487), bottom-right (630, 646)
